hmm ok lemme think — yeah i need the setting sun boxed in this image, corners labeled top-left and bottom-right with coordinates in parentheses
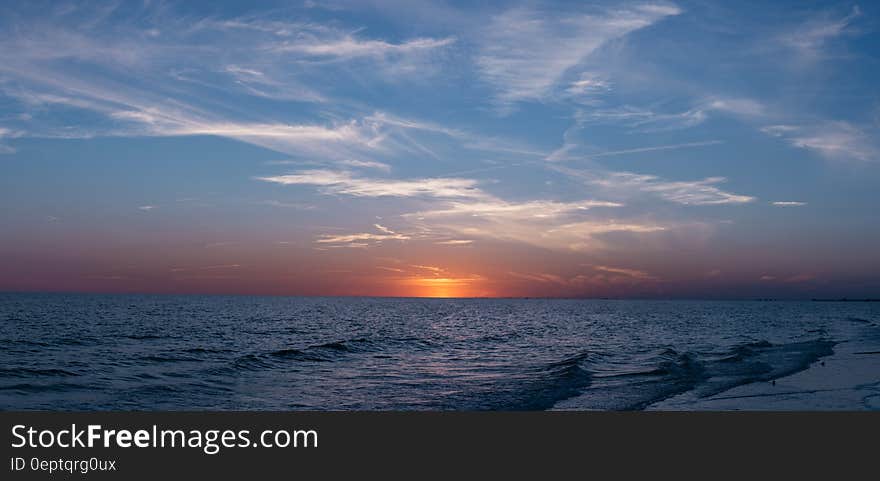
top-left (399, 276), bottom-right (484, 298)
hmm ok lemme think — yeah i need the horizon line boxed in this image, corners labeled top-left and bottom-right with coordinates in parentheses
top-left (1, 289), bottom-right (876, 302)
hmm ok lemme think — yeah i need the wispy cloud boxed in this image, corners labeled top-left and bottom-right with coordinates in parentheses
top-left (576, 140), bottom-right (724, 161)
top-left (373, 224), bottom-right (396, 234)
top-left (435, 239), bottom-right (473, 246)
top-left (475, 4), bottom-right (680, 109)
top-left (170, 264), bottom-right (242, 273)
top-left (407, 207), bottom-right (665, 252)
top-left (565, 72), bottom-right (611, 97)
top-left (258, 200), bottom-right (315, 210)
top-left (337, 159), bottom-right (391, 172)
top-left (779, 6), bottom-right (862, 61)
top-left (591, 265), bottom-right (656, 280)
top-left (0, 4), bottom-right (463, 159)
top-left (0, 127), bottom-right (19, 153)
top-left (575, 105), bottom-right (708, 132)
top-left (410, 264), bottom-right (445, 275)
top-left (316, 224), bottom-right (410, 247)
top-left (266, 166), bottom-right (672, 252)
top-left (762, 122), bottom-right (877, 162)
top-left (196, 15), bottom-right (455, 74)
top-left (598, 172), bottom-right (755, 205)
top-left (508, 271), bottom-right (569, 286)
top-left (573, 97), bottom-right (765, 133)
top-left (772, 201), bottom-right (807, 207)
top-left (317, 232), bottom-right (409, 244)
top-left (376, 266), bottom-right (405, 273)
top-left (557, 167), bottom-right (755, 205)
top-left (269, 35), bottom-right (455, 59)
top-left (257, 170), bottom-right (484, 198)
top-left (509, 264), bottom-right (659, 288)
top-left (704, 97), bottom-right (767, 118)
top-left (412, 199), bottom-right (622, 219)
top-left (596, 173), bottom-right (755, 205)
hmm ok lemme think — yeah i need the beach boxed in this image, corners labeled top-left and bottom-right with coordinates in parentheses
top-left (651, 316), bottom-right (880, 410)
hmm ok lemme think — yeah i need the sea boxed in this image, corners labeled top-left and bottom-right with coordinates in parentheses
top-left (1, 293), bottom-right (879, 410)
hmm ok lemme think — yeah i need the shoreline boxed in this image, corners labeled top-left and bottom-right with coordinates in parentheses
top-left (650, 324), bottom-right (880, 411)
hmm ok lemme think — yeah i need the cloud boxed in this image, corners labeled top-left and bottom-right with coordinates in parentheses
top-left (0, 5), bottom-right (462, 155)
top-left (317, 232), bottom-right (409, 244)
top-left (435, 239), bottom-right (473, 245)
top-left (565, 72), bottom-right (611, 97)
top-left (257, 170), bottom-right (484, 198)
top-left (258, 200), bottom-right (315, 209)
top-left (591, 265), bottom-right (656, 280)
top-left (266, 167), bottom-right (669, 253)
top-left (759, 273), bottom-right (816, 283)
top-left (0, 127), bottom-right (16, 154)
top-left (704, 97), bottom-right (766, 118)
top-left (413, 199), bottom-right (622, 218)
top-left (221, 64), bottom-right (326, 102)
top-left (475, 4), bottom-right (680, 108)
top-left (410, 264), bottom-right (444, 274)
top-left (170, 264), bottom-right (242, 273)
top-left (600, 174), bottom-right (755, 205)
top-left (508, 271), bottom-right (568, 286)
top-left (138, 205), bottom-right (157, 211)
top-left (762, 122), bottom-right (877, 162)
top-left (337, 159), bottom-right (391, 172)
top-left (155, 120), bottom-right (387, 158)
top-left (573, 97), bottom-right (765, 133)
top-left (373, 224), bottom-right (396, 234)
top-left (196, 16), bottom-right (455, 70)
top-left (168, 121), bottom-right (368, 141)
top-left (261, 168), bottom-right (657, 252)
top-left (576, 140), bottom-right (724, 160)
top-left (1, 76), bottom-right (362, 157)
top-left (772, 201), bottom-right (806, 207)
top-left (558, 167), bottom-right (755, 205)
top-left (407, 207), bottom-right (665, 252)
top-left (270, 35), bottom-right (455, 59)
top-left (576, 105), bottom-right (708, 131)
top-left (316, 224), bottom-right (410, 247)
top-left (779, 6), bottom-right (862, 60)
top-left (376, 266), bottom-right (405, 273)
top-left (509, 264), bottom-right (659, 288)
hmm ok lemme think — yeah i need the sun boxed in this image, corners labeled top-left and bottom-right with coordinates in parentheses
top-left (399, 276), bottom-right (482, 298)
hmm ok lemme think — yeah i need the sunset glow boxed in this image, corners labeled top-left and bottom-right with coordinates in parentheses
top-left (398, 276), bottom-right (487, 299)
top-left (1, 1), bottom-right (879, 299)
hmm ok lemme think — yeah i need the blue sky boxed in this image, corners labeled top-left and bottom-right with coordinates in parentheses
top-left (1, 0), bottom-right (879, 298)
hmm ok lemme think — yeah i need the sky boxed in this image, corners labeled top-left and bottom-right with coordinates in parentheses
top-left (1, 0), bottom-right (879, 298)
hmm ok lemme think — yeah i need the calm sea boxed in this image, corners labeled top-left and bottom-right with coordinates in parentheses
top-left (1, 293), bottom-right (878, 410)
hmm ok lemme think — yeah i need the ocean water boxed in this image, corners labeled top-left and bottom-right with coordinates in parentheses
top-left (1, 293), bottom-right (879, 410)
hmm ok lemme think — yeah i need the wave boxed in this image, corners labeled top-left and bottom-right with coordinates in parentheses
top-left (690, 339), bottom-right (834, 399)
top-left (434, 350), bottom-right (595, 411)
top-left (0, 382), bottom-right (87, 393)
top-left (847, 317), bottom-right (872, 324)
top-left (139, 354), bottom-right (204, 363)
top-left (216, 337), bottom-right (388, 373)
top-left (124, 333), bottom-right (165, 340)
top-left (183, 347), bottom-right (232, 354)
top-left (268, 348), bottom-right (334, 362)
top-left (521, 351), bottom-right (595, 410)
top-left (552, 338), bottom-right (835, 411)
top-left (0, 368), bottom-right (79, 378)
